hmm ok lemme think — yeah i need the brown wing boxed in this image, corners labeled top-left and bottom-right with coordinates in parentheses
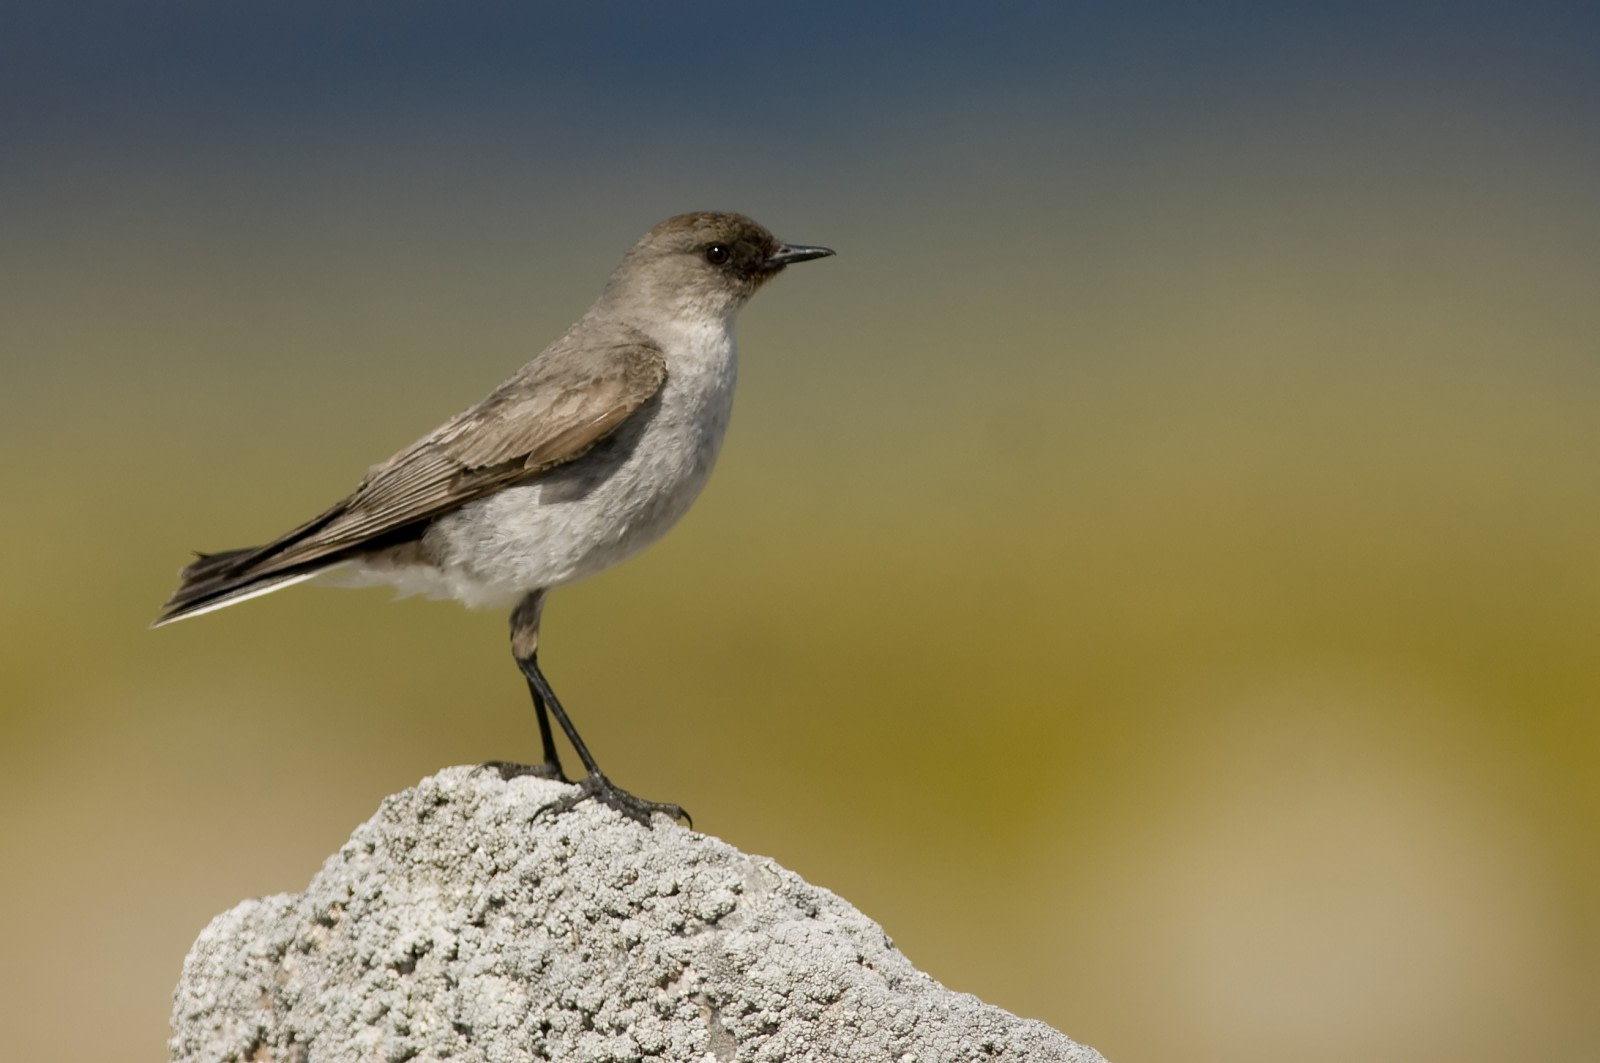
top-left (156, 335), bottom-right (666, 623)
top-left (293, 339), bottom-right (666, 556)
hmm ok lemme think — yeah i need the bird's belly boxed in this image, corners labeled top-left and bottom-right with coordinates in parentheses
top-left (392, 385), bottom-right (731, 607)
top-left (464, 440), bottom-right (715, 587)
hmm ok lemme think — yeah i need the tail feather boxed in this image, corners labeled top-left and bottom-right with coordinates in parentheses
top-left (180, 546), bottom-right (259, 585)
top-left (153, 500), bottom-right (359, 627)
top-left (153, 566), bottom-right (325, 627)
top-left (154, 542), bottom-right (336, 627)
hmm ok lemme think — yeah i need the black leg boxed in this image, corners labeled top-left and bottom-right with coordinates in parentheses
top-left (498, 590), bottom-right (689, 828)
top-left (482, 591), bottom-right (567, 782)
top-left (515, 651), bottom-right (690, 828)
top-left (527, 677), bottom-right (564, 774)
top-left (483, 679), bottom-right (569, 782)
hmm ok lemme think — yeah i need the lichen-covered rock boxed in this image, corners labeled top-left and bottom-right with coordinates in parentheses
top-left (171, 766), bottom-right (1107, 1063)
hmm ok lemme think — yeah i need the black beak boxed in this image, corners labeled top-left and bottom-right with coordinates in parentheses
top-left (763, 242), bottom-right (835, 270)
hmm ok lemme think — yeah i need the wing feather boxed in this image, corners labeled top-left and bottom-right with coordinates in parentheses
top-left (277, 337), bottom-right (666, 563)
top-left (155, 332), bottom-right (667, 623)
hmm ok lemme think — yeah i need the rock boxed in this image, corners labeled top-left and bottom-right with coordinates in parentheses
top-left (170, 766), bottom-right (1107, 1063)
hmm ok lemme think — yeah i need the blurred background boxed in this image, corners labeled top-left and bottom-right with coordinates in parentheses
top-left (2, 3), bottom-right (1597, 1061)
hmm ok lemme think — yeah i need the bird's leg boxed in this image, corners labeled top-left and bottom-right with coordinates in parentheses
top-left (501, 591), bottom-right (690, 828)
top-left (484, 591), bottom-right (566, 781)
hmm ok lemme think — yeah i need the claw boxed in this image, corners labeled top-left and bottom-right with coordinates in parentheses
top-left (479, 759), bottom-right (571, 783)
top-left (536, 773), bottom-right (691, 828)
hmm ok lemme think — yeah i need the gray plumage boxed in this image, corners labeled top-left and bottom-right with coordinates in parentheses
top-left (156, 210), bottom-right (832, 824)
top-left (156, 212), bottom-right (831, 626)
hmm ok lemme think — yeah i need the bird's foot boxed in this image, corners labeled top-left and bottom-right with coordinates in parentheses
top-left (537, 772), bottom-right (691, 829)
top-left (479, 759), bottom-right (570, 784)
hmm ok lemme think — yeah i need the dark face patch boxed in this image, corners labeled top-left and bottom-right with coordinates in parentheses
top-left (689, 216), bottom-right (783, 291)
top-left (645, 212), bottom-right (780, 290)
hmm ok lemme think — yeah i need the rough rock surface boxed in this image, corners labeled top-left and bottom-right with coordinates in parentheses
top-left (171, 766), bottom-right (1107, 1062)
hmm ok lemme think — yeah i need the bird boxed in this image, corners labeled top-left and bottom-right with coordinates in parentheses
top-left (154, 211), bottom-right (834, 825)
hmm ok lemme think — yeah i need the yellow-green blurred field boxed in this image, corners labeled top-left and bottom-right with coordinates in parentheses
top-left (3, 7), bottom-right (1598, 1062)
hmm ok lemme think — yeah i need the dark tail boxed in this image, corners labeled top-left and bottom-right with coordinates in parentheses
top-left (153, 545), bottom-right (328, 627)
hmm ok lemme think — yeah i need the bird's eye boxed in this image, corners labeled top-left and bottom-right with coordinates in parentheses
top-left (705, 244), bottom-right (731, 266)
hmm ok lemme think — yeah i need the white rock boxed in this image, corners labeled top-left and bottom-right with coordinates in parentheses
top-left (170, 766), bottom-right (1107, 1063)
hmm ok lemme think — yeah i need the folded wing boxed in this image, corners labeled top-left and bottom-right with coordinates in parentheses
top-left (155, 334), bottom-right (667, 625)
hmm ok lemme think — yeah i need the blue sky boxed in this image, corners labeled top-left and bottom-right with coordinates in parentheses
top-left (7, 3), bottom-right (1597, 151)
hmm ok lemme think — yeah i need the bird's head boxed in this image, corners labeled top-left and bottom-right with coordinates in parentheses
top-left (603, 212), bottom-right (833, 323)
